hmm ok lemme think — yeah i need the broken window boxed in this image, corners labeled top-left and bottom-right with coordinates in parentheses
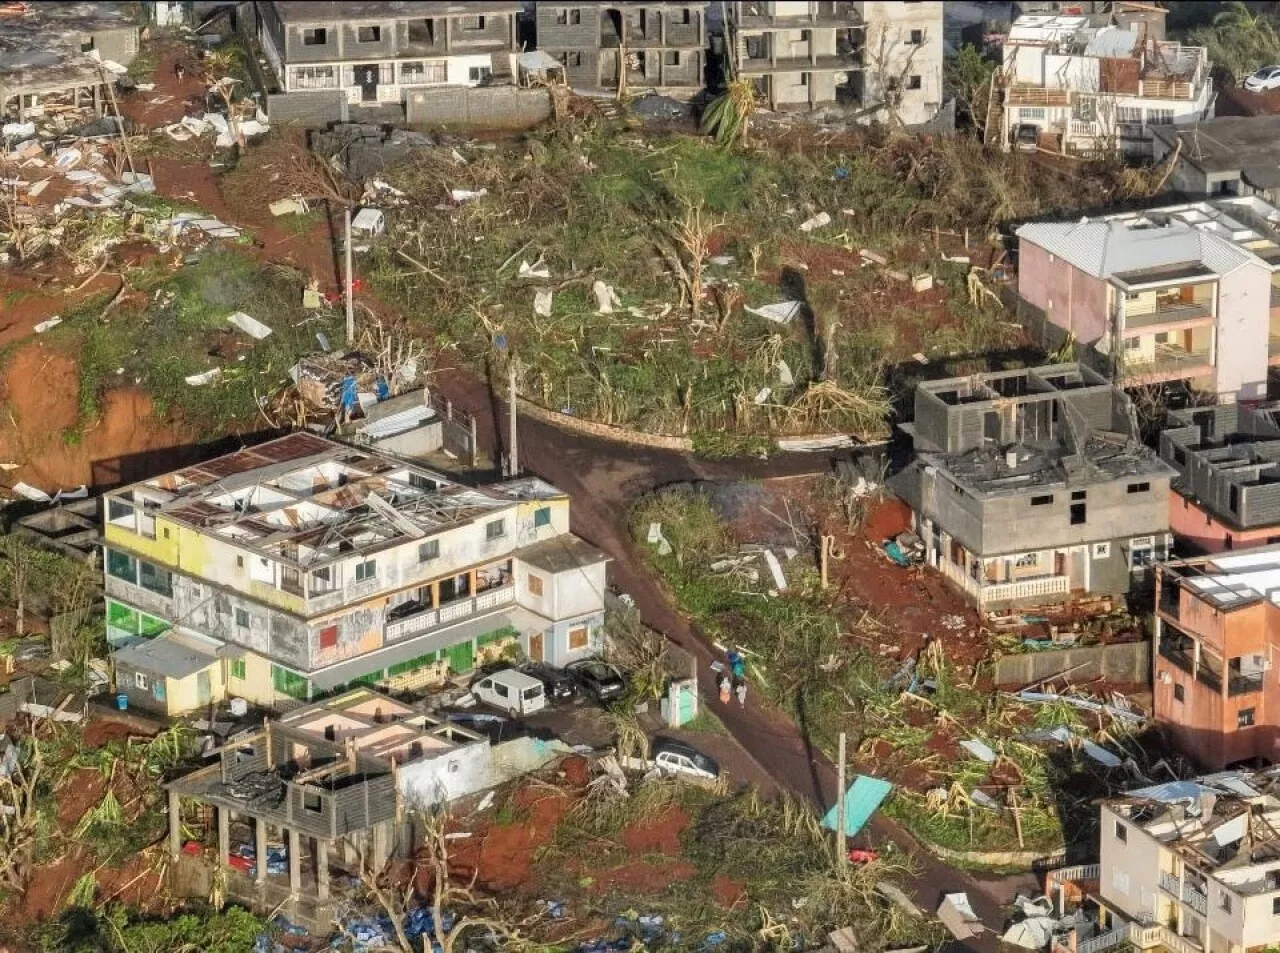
top-left (302, 27), bottom-right (327, 45)
top-left (357, 25), bottom-right (381, 42)
top-left (407, 19), bottom-right (435, 43)
top-left (564, 51), bottom-right (582, 67)
top-left (1073, 96), bottom-right (1098, 122)
top-left (459, 15), bottom-right (485, 31)
top-left (303, 791), bottom-right (322, 812)
top-left (556, 9), bottom-right (568, 24)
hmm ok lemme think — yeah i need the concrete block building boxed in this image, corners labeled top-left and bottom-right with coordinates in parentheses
top-left (1095, 772), bottom-right (1280, 953)
top-left (1016, 197), bottom-right (1280, 402)
top-left (102, 433), bottom-right (608, 714)
top-left (1155, 548), bottom-right (1280, 769)
top-left (991, 13), bottom-right (1211, 157)
top-left (165, 687), bottom-right (565, 928)
top-left (1153, 117), bottom-right (1280, 206)
top-left (255, 1), bottom-right (520, 109)
top-left (725, 1), bottom-right (943, 125)
top-left (889, 364), bottom-right (1173, 612)
top-left (1161, 403), bottom-right (1280, 555)
top-left (535, 2), bottom-right (707, 97)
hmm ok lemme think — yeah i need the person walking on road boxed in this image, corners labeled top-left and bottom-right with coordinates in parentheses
top-left (727, 648), bottom-right (746, 681)
top-left (719, 675), bottom-right (731, 705)
top-left (735, 679), bottom-right (747, 708)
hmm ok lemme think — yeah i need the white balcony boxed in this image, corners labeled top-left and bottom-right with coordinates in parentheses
top-left (936, 558), bottom-right (1069, 607)
top-left (384, 584), bottom-right (515, 643)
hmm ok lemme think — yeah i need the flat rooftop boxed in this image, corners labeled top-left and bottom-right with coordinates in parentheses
top-left (272, 1), bottom-right (521, 23)
top-left (1109, 769), bottom-right (1280, 891)
top-left (104, 433), bottom-right (567, 569)
top-left (1153, 117), bottom-right (1280, 192)
top-left (0, 2), bottom-right (135, 97)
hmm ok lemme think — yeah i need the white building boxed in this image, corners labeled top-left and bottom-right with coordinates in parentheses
top-left (1096, 772), bottom-right (1280, 953)
top-left (994, 13), bottom-right (1212, 157)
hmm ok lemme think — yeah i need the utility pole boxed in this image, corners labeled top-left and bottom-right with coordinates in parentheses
top-left (507, 358), bottom-right (519, 477)
top-left (344, 207), bottom-right (355, 345)
top-left (836, 731), bottom-right (848, 872)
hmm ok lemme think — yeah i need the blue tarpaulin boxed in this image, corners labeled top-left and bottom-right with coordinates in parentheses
top-left (821, 775), bottom-right (893, 837)
top-left (340, 375), bottom-right (358, 412)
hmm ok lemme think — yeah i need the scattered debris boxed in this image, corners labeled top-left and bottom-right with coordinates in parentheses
top-left (799, 211), bottom-right (831, 232)
top-left (226, 311), bottom-right (272, 340)
top-left (32, 316), bottom-right (61, 333)
top-left (646, 522), bottom-right (673, 557)
top-left (534, 289), bottom-right (554, 317)
top-left (184, 368), bottom-right (223, 386)
top-left (518, 257), bottom-right (551, 279)
top-left (745, 301), bottom-right (801, 324)
top-left (959, 739), bottom-right (996, 763)
top-left (936, 893), bottom-right (986, 941)
top-left (592, 280), bottom-right (621, 314)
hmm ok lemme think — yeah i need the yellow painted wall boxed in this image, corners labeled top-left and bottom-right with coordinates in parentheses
top-left (226, 650), bottom-right (276, 708)
top-left (163, 660), bottom-right (227, 716)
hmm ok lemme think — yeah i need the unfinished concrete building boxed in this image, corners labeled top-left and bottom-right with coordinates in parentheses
top-left (889, 364), bottom-right (1174, 612)
top-left (726, 1), bottom-right (943, 125)
top-left (1155, 549), bottom-right (1280, 770)
top-left (535, 2), bottom-right (707, 97)
top-left (165, 688), bottom-right (558, 928)
top-left (0, 2), bottom-right (140, 123)
top-left (102, 433), bottom-right (609, 714)
top-left (1161, 404), bottom-right (1280, 555)
top-left (1094, 771), bottom-right (1280, 953)
top-left (254, 1), bottom-right (521, 110)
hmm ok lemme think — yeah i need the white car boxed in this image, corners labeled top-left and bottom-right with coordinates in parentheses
top-left (472, 669), bottom-right (546, 716)
top-left (1245, 66), bottom-right (1280, 92)
top-left (652, 740), bottom-right (720, 781)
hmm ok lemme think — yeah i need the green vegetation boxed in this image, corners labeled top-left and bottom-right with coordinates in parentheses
top-left (30, 905), bottom-right (267, 953)
top-left (631, 488), bottom-right (1141, 857)
top-left (365, 124), bottom-right (1109, 442)
top-left (51, 249), bottom-right (343, 436)
top-left (1188, 2), bottom-right (1280, 83)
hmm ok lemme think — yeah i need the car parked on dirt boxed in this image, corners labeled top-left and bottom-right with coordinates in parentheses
top-left (472, 668), bottom-right (546, 716)
top-left (564, 658), bottom-right (626, 704)
top-left (1245, 66), bottom-right (1280, 91)
top-left (653, 740), bottom-right (720, 781)
top-left (519, 662), bottom-right (577, 703)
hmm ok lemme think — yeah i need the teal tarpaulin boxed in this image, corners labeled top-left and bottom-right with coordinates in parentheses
top-left (821, 775), bottom-right (893, 837)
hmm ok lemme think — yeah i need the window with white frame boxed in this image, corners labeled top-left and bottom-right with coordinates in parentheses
top-left (135, 671), bottom-right (149, 690)
top-left (292, 65), bottom-right (337, 90)
top-left (400, 61), bottom-right (426, 84)
top-left (469, 65), bottom-right (492, 83)
top-left (355, 560), bottom-right (377, 583)
top-left (1019, 107), bottom-right (1045, 120)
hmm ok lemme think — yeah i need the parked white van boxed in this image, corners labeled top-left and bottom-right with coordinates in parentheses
top-left (473, 668), bottom-right (547, 716)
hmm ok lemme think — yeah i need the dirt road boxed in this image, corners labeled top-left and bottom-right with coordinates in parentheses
top-left (433, 367), bottom-right (1015, 951)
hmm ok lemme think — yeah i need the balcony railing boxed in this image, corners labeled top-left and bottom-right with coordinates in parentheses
top-left (935, 559), bottom-right (1070, 606)
top-left (1159, 870), bottom-right (1180, 897)
top-left (1122, 345), bottom-right (1213, 383)
top-left (1160, 644), bottom-right (1195, 677)
top-left (1229, 672), bottom-right (1264, 696)
top-left (1079, 928), bottom-right (1127, 953)
top-left (1128, 921), bottom-right (1203, 953)
top-left (1182, 882), bottom-right (1207, 915)
top-left (384, 584), bottom-right (515, 643)
top-left (1005, 86), bottom-right (1071, 107)
top-left (739, 53), bottom-right (859, 73)
top-left (1125, 301), bottom-right (1214, 331)
top-left (1197, 667), bottom-right (1222, 694)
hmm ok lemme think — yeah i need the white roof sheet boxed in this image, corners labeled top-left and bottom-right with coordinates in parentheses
top-left (1016, 219), bottom-right (1257, 281)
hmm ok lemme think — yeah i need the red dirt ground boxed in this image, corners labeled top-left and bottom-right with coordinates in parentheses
top-left (448, 786), bottom-right (574, 893)
top-left (619, 805), bottom-right (688, 855)
top-left (709, 873), bottom-right (747, 908)
top-left (18, 850), bottom-right (169, 924)
top-left (586, 858), bottom-right (696, 896)
top-left (0, 341), bottom-right (189, 491)
top-left (115, 47), bottom-right (212, 132)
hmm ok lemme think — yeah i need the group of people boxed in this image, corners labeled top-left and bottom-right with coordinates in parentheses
top-left (718, 648), bottom-right (748, 707)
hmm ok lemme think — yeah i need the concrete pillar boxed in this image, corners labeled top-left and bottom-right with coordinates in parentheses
top-left (287, 827), bottom-right (301, 898)
top-left (371, 821), bottom-right (389, 871)
top-left (316, 839), bottom-right (330, 900)
top-left (93, 84), bottom-right (101, 117)
top-left (167, 791), bottom-right (182, 860)
top-left (254, 816), bottom-right (268, 885)
top-left (217, 807), bottom-right (230, 870)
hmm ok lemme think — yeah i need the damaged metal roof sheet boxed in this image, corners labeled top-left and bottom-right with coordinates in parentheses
top-left (0, 2), bottom-right (136, 100)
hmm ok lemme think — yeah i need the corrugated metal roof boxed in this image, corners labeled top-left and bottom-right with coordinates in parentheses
top-left (357, 405), bottom-right (437, 440)
top-left (820, 775), bottom-right (893, 837)
top-left (1017, 219), bottom-right (1256, 280)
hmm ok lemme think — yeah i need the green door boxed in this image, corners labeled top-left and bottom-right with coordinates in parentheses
top-left (196, 670), bottom-right (211, 707)
top-left (445, 639), bottom-right (474, 674)
top-left (677, 682), bottom-right (697, 726)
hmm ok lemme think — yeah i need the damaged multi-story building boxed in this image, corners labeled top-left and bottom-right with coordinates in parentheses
top-left (0, 2), bottom-right (140, 123)
top-left (534, 2), bottom-right (707, 97)
top-left (1016, 197), bottom-right (1280, 403)
top-left (1155, 546), bottom-right (1280, 770)
top-left (1161, 403), bottom-right (1280, 555)
top-left (1094, 770), bottom-right (1280, 953)
top-left (889, 364), bottom-right (1173, 612)
top-left (102, 433), bottom-right (608, 714)
top-left (725, 1), bottom-right (943, 125)
top-left (253, 1), bottom-right (521, 110)
top-left (990, 12), bottom-right (1212, 156)
top-left (165, 687), bottom-right (567, 927)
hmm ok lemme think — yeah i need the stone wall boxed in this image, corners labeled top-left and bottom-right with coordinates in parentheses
top-left (405, 86), bottom-right (550, 129)
top-left (992, 640), bottom-right (1150, 688)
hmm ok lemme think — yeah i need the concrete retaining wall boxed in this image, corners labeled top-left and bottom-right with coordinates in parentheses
top-left (406, 86), bottom-right (551, 130)
top-left (265, 91), bottom-right (348, 126)
top-left (516, 397), bottom-right (694, 451)
top-left (993, 640), bottom-right (1150, 688)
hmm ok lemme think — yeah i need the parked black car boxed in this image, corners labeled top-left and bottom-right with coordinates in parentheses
top-left (520, 662), bottom-right (577, 702)
top-left (564, 658), bottom-right (626, 704)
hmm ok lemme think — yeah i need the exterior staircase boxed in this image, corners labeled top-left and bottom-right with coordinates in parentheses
top-left (983, 69), bottom-right (1005, 148)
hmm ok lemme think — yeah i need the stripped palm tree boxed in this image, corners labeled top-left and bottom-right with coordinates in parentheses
top-left (702, 78), bottom-right (758, 149)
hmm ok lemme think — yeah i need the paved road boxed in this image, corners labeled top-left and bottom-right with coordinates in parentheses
top-left (435, 368), bottom-right (1013, 951)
